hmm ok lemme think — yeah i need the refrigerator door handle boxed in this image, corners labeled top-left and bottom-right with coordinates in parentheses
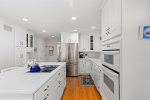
top-left (68, 43), bottom-right (71, 62)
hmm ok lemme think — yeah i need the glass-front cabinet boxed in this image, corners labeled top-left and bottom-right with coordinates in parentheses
top-left (26, 32), bottom-right (34, 52)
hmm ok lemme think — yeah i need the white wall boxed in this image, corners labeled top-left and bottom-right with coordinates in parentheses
top-left (0, 18), bottom-right (15, 69)
top-left (122, 0), bottom-right (150, 100)
top-left (0, 17), bottom-right (47, 69)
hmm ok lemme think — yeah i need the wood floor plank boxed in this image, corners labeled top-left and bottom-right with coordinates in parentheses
top-left (61, 76), bottom-right (102, 100)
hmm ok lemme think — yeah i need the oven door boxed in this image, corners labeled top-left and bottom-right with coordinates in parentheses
top-left (102, 50), bottom-right (120, 72)
top-left (102, 66), bottom-right (119, 100)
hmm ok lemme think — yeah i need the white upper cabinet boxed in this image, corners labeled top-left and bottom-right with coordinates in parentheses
top-left (101, 0), bottom-right (121, 42)
top-left (61, 32), bottom-right (79, 43)
top-left (15, 26), bottom-right (26, 47)
top-left (26, 31), bottom-right (34, 52)
top-left (15, 28), bottom-right (34, 52)
top-left (79, 32), bottom-right (101, 52)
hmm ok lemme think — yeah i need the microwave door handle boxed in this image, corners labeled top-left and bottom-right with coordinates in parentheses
top-left (104, 67), bottom-right (119, 77)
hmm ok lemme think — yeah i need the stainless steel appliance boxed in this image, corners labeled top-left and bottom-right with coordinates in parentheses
top-left (79, 52), bottom-right (84, 58)
top-left (58, 43), bottom-right (78, 76)
top-left (102, 65), bottom-right (119, 100)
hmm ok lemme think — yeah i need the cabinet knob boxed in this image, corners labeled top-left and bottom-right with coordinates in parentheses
top-left (107, 45), bottom-right (110, 47)
top-left (44, 85), bottom-right (49, 91)
top-left (44, 94), bottom-right (49, 100)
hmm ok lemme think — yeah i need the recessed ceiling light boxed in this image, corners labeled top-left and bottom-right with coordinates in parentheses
top-left (22, 18), bottom-right (28, 22)
top-left (51, 35), bottom-right (55, 38)
top-left (42, 30), bottom-right (46, 32)
top-left (92, 26), bottom-right (96, 29)
top-left (72, 16), bottom-right (77, 20)
top-left (74, 30), bottom-right (78, 32)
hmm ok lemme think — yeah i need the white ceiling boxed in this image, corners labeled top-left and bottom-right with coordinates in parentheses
top-left (0, 0), bottom-right (103, 39)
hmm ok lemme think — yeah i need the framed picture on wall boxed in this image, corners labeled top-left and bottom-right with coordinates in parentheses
top-left (140, 26), bottom-right (150, 39)
top-left (49, 46), bottom-right (54, 56)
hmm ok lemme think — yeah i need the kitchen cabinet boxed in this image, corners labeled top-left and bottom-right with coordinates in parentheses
top-left (89, 59), bottom-right (103, 95)
top-left (34, 65), bottom-right (66, 100)
top-left (26, 32), bottom-right (34, 52)
top-left (61, 32), bottom-right (79, 43)
top-left (101, 0), bottom-right (121, 42)
top-left (15, 26), bottom-right (26, 47)
top-left (78, 59), bottom-right (92, 74)
top-left (78, 59), bottom-right (85, 74)
top-left (85, 59), bottom-right (92, 73)
top-left (79, 32), bottom-right (101, 52)
top-left (15, 47), bottom-right (26, 66)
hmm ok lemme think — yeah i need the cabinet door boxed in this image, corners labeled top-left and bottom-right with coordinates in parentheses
top-left (79, 33), bottom-right (89, 51)
top-left (61, 32), bottom-right (79, 43)
top-left (93, 32), bottom-right (101, 51)
top-left (15, 47), bottom-right (26, 66)
top-left (83, 34), bottom-right (89, 51)
top-left (15, 26), bottom-right (26, 47)
top-left (78, 60), bottom-right (85, 74)
top-left (79, 33), bottom-right (84, 51)
top-left (50, 83), bottom-right (59, 100)
top-left (101, 0), bottom-right (110, 42)
top-left (101, 0), bottom-right (121, 41)
top-left (109, 0), bottom-right (121, 37)
top-left (26, 33), bottom-right (34, 52)
top-left (70, 33), bottom-right (79, 43)
top-left (85, 60), bottom-right (92, 73)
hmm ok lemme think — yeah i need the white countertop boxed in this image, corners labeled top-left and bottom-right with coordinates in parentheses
top-left (86, 58), bottom-right (102, 66)
top-left (0, 62), bottom-right (66, 96)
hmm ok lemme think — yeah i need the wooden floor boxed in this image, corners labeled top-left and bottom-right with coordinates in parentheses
top-left (61, 76), bottom-right (102, 100)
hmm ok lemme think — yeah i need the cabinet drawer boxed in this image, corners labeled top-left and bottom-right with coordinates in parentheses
top-left (102, 41), bottom-right (120, 50)
top-left (34, 79), bottom-right (53, 100)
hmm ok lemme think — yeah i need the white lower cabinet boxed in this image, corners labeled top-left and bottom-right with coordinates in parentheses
top-left (15, 47), bottom-right (26, 66)
top-left (89, 59), bottom-right (105, 99)
top-left (78, 59), bottom-right (92, 74)
top-left (34, 65), bottom-right (66, 100)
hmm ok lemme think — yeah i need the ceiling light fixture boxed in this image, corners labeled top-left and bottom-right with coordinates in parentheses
top-left (74, 30), bottom-right (78, 32)
top-left (51, 35), bottom-right (55, 38)
top-left (42, 30), bottom-right (46, 32)
top-left (92, 26), bottom-right (96, 29)
top-left (72, 16), bottom-right (77, 20)
top-left (22, 18), bottom-right (28, 22)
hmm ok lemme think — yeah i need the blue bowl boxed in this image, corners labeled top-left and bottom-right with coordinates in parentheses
top-left (30, 65), bottom-right (40, 72)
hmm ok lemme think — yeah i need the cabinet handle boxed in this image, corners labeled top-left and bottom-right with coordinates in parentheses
top-left (44, 94), bottom-right (49, 100)
top-left (44, 85), bottom-right (49, 91)
top-left (106, 27), bottom-right (110, 31)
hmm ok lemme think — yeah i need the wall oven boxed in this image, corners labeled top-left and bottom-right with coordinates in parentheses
top-left (102, 49), bottom-right (120, 72)
top-left (101, 41), bottom-right (120, 100)
top-left (102, 64), bottom-right (119, 100)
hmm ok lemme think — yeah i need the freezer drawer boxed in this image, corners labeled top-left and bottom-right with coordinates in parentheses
top-left (66, 63), bottom-right (78, 76)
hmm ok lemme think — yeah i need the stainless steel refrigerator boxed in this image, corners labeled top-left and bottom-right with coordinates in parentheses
top-left (57, 43), bottom-right (78, 76)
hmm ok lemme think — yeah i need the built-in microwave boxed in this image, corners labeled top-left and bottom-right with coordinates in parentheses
top-left (102, 49), bottom-right (120, 72)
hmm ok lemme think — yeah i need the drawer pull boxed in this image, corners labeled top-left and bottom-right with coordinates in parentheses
top-left (44, 85), bottom-right (50, 91)
top-left (44, 94), bottom-right (49, 100)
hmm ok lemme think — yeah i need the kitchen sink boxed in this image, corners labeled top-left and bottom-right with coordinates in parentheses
top-left (27, 65), bottom-right (59, 73)
top-left (40, 65), bottom-right (59, 72)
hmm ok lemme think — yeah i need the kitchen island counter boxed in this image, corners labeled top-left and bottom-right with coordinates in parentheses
top-left (0, 62), bottom-right (66, 100)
